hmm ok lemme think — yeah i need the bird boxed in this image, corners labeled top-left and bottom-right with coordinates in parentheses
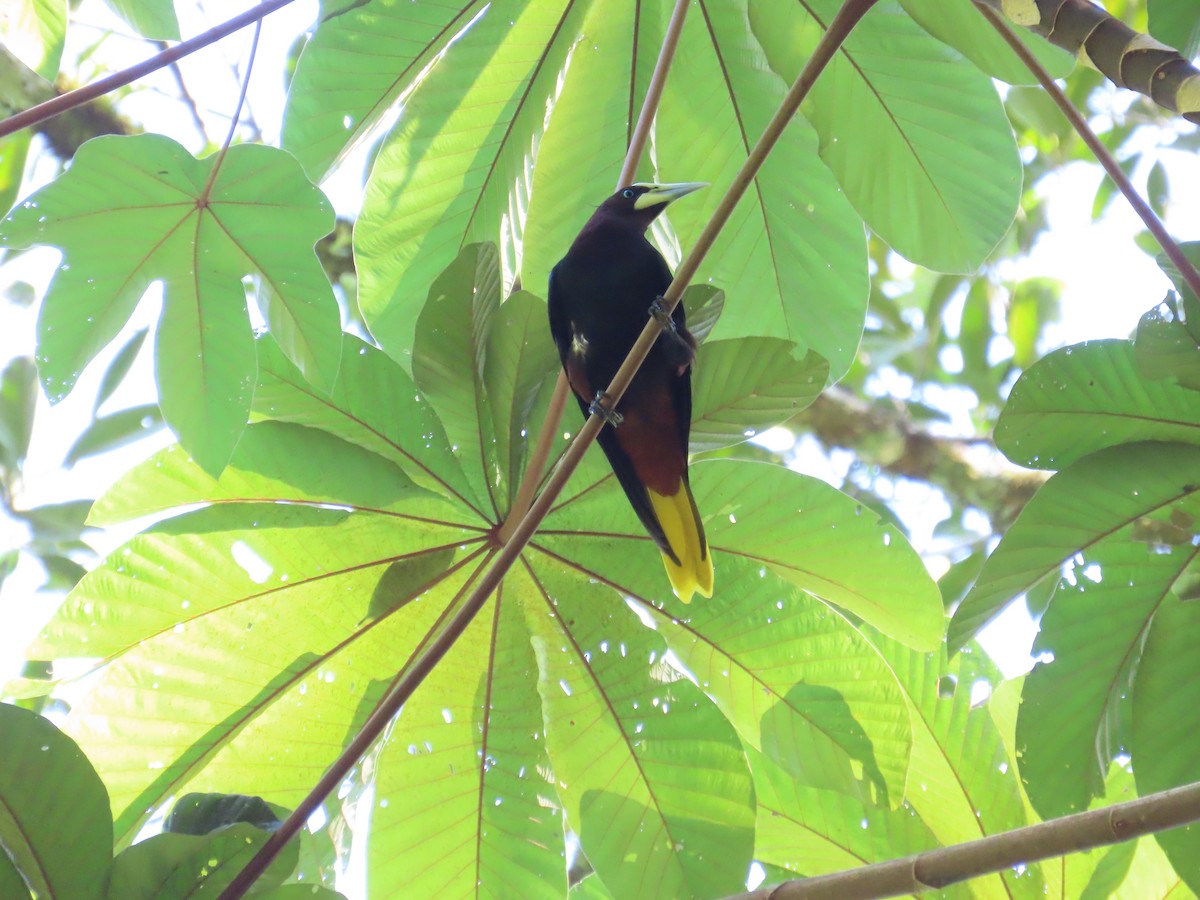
top-left (547, 182), bottom-right (713, 603)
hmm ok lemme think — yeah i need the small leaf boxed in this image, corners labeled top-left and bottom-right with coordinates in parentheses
top-left (1135, 299), bottom-right (1200, 390)
top-left (18, 499), bottom-right (94, 543)
top-left (107, 823), bottom-right (298, 899)
top-left (164, 792), bottom-right (281, 836)
top-left (94, 327), bottom-right (148, 412)
top-left (0, 356), bottom-right (37, 468)
top-left (0, 704), bottom-right (112, 900)
top-left (99, 0), bottom-right (179, 40)
top-left (65, 404), bottom-right (164, 467)
top-left (0, 134), bottom-right (337, 474)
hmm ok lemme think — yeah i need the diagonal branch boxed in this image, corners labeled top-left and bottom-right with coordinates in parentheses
top-left (0, 0), bottom-right (295, 140)
top-left (724, 779), bottom-right (1200, 899)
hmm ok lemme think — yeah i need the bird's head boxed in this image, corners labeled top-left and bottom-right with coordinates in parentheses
top-left (599, 182), bottom-right (707, 231)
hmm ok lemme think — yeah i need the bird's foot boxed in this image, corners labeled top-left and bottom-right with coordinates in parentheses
top-left (589, 391), bottom-right (624, 427)
top-left (648, 295), bottom-right (677, 331)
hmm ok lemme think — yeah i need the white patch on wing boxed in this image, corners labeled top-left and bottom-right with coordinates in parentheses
top-left (570, 327), bottom-right (589, 357)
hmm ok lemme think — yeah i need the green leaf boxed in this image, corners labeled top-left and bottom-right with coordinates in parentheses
top-left (1148, 0), bottom-right (1200, 60)
top-left (99, 0), bottom-right (179, 40)
top-left (0, 355), bottom-right (37, 469)
top-left (0, 704), bottom-right (112, 900)
top-left (1017, 540), bottom-right (1174, 819)
top-left (282, 0), bottom-right (488, 180)
top-left (355, 0), bottom-right (584, 362)
top-left (750, 0), bottom-right (1020, 273)
top-left (0, 0), bottom-right (66, 79)
top-left (164, 792), bottom-right (281, 835)
top-left (654, 0), bottom-right (868, 380)
top-left (1132, 594), bottom-right (1200, 894)
top-left (748, 745), bottom-right (949, 884)
top-left (65, 404), bottom-right (164, 467)
top-left (682, 285), bottom-right (725, 346)
top-left (0, 133), bottom-right (31, 218)
top-left (18, 499), bottom-right (94, 543)
top-left (950, 442), bottom-right (1200, 650)
top-left (689, 339), bottom-right (827, 452)
top-left (252, 333), bottom-right (489, 519)
top-left (517, 564), bottom-right (756, 899)
top-left (367, 581), bottom-right (566, 898)
top-left (996, 340), bottom-right (1200, 470)
top-left (900, 0), bottom-right (1072, 85)
top-left (0, 134), bottom-right (338, 474)
top-left (412, 242), bottom-right (504, 515)
top-left (107, 824), bottom-right (297, 899)
top-left (870, 636), bottom-right (1041, 898)
top-left (1135, 299), bottom-right (1200, 391)
top-left (94, 327), bottom-right (148, 412)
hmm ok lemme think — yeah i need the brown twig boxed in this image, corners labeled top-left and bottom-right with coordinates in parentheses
top-left (0, 0), bottom-right (294, 140)
top-left (726, 779), bottom-right (1200, 899)
top-left (975, 1), bottom-right (1200, 302)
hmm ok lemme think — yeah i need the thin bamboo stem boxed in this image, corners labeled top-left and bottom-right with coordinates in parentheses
top-left (726, 779), bottom-right (1200, 899)
top-left (975, 1), bottom-right (1200, 302)
top-left (0, 0), bottom-right (295, 141)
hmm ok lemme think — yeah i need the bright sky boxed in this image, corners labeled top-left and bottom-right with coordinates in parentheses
top-left (2, 1), bottom-right (1198, 687)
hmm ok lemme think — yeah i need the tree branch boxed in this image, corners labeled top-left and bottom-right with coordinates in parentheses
top-left (978, 0), bottom-right (1200, 125)
top-left (727, 779), bottom-right (1200, 899)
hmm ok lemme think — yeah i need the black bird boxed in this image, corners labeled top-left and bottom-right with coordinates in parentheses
top-left (548, 182), bottom-right (713, 602)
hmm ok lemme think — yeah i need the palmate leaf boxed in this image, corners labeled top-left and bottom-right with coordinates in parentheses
top-left (38, 244), bottom-right (940, 896)
top-left (0, 134), bottom-right (340, 474)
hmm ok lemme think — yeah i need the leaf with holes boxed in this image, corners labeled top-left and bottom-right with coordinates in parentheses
top-left (0, 134), bottom-right (339, 474)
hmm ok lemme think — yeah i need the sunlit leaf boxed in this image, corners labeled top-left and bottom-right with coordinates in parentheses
top-left (870, 636), bottom-right (1042, 899)
top-left (519, 564), bottom-right (755, 899)
top-left (0, 134), bottom-right (338, 474)
top-left (282, 0), bottom-right (488, 180)
top-left (65, 404), bottom-right (164, 466)
top-left (0, 0), bottom-right (66, 79)
top-left (689, 339), bottom-right (827, 452)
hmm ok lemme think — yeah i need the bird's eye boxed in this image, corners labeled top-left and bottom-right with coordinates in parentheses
top-left (621, 188), bottom-right (636, 199)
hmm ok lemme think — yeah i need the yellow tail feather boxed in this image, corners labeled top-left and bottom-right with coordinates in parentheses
top-left (647, 486), bottom-right (714, 603)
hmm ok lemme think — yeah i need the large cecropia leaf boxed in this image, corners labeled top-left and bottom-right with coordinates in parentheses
top-left (0, 134), bottom-right (340, 474)
top-left (32, 244), bottom-right (941, 896)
